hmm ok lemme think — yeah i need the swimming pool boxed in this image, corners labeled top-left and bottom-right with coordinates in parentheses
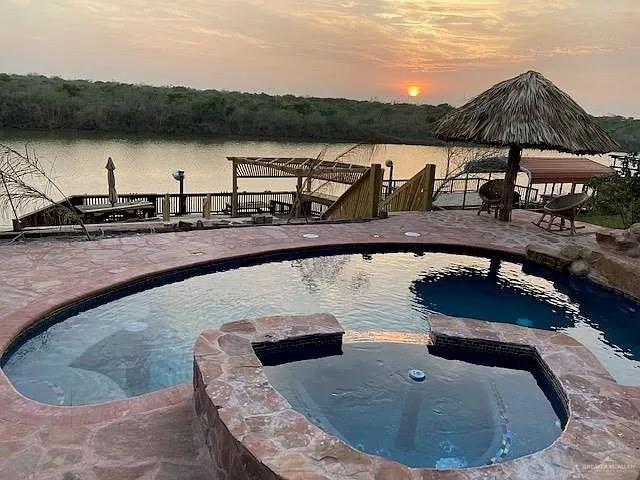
top-left (3, 248), bottom-right (639, 405)
top-left (264, 341), bottom-right (563, 468)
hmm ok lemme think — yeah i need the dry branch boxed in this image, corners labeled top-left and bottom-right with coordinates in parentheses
top-left (0, 144), bottom-right (91, 240)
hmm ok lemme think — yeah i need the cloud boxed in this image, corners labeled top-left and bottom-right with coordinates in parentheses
top-left (0, 0), bottom-right (638, 114)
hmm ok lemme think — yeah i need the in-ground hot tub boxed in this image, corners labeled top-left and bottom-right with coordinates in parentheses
top-left (193, 314), bottom-right (634, 479)
top-left (263, 339), bottom-right (564, 468)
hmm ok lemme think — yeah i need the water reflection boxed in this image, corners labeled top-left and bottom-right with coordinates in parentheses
top-left (3, 250), bottom-right (639, 405)
top-left (410, 259), bottom-right (574, 330)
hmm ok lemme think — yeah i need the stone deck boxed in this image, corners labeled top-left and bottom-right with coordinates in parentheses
top-left (0, 210), bottom-right (637, 480)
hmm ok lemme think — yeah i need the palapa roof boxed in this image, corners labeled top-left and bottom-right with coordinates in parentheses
top-left (435, 71), bottom-right (620, 154)
top-left (465, 156), bottom-right (614, 184)
top-left (227, 156), bottom-right (368, 184)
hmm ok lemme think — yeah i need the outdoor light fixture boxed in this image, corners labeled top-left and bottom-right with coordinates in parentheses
top-left (172, 169), bottom-right (186, 216)
top-left (385, 160), bottom-right (394, 195)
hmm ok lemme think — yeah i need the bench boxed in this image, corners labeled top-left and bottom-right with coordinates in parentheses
top-left (76, 200), bottom-right (156, 223)
top-left (223, 201), bottom-right (271, 215)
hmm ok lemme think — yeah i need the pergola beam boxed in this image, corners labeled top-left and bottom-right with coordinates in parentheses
top-left (227, 156), bottom-right (369, 185)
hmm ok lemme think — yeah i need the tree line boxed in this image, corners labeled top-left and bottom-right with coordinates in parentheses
top-left (0, 73), bottom-right (638, 151)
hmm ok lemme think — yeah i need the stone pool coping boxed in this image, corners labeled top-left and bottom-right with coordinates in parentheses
top-left (193, 313), bottom-right (640, 480)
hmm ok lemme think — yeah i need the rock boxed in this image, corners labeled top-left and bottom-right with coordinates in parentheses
top-left (596, 230), bottom-right (617, 248)
top-left (627, 246), bottom-right (640, 258)
top-left (569, 259), bottom-right (590, 276)
top-left (597, 229), bottom-right (638, 251)
top-left (630, 223), bottom-right (640, 240)
top-left (585, 249), bottom-right (604, 266)
top-left (595, 255), bottom-right (640, 299)
top-left (560, 244), bottom-right (583, 261)
top-left (526, 244), bottom-right (571, 271)
top-left (616, 231), bottom-right (638, 251)
top-left (175, 220), bottom-right (193, 231)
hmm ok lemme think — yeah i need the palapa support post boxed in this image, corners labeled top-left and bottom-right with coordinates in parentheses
top-left (231, 160), bottom-right (238, 217)
top-left (498, 145), bottom-right (522, 221)
top-left (162, 193), bottom-right (170, 223)
top-left (423, 164), bottom-right (436, 211)
top-left (203, 193), bottom-right (211, 219)
top-left (368, 163), bottom-right (382, 218)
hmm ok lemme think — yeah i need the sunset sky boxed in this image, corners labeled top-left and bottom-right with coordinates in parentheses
top-left (2, 0), bottom-right (639, 116)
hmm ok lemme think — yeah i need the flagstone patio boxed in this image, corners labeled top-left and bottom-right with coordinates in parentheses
top-left (0, 210), bottom-right (637, 480)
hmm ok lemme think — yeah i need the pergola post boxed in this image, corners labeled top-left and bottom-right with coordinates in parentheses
top-left (498, 145), bottom-right (521, 221)
top-left (203, 193), bottom-right (211, 219)
top-left (231, 160), bottom-right (238, 217)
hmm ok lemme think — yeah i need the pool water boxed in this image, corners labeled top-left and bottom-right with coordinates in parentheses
top-left (2, 250), bottom-right (639, 405)
top-left (264, 342), bottom-right (562, 468)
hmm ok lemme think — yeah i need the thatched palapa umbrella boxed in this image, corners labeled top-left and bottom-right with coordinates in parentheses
top-left (106, 157), bottom-right (117, 206)
top-left (435, 71), bottom-right (619, 221)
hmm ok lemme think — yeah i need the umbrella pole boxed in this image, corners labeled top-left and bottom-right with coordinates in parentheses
top-left (498, 145), bottom-right (521, 221)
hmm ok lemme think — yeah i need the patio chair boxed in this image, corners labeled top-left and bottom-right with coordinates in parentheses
top-left (478, 179), bottom-right (520, 218)
top-left (533, 192), bottom-right (589, 236)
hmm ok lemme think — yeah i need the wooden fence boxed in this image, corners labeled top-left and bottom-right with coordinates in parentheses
top-left (321, 164), bottom-right (383, 220)
top-left (380, 164), bottom-right (436, 212)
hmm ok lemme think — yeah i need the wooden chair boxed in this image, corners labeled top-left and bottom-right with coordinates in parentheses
top-left (478, 179), bottom-right (520, 218)
top-left (533, 192), bottom-right (589, 236)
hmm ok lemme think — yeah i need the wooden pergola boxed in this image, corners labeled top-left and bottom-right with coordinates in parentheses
top-left (226, 156), bottom-right (369, 217)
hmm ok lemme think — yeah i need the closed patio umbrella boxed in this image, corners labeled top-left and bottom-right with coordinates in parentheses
top-left (434, 71), bottom-right (619, 221)
top-left (106, 157), bottom-right (117, 206)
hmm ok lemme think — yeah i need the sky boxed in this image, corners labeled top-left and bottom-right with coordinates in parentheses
top-left (2, 0), bottom-right (639, 117)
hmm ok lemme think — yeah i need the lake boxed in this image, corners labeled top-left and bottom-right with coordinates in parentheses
top-left (0, 130), bottom-right (606, 227)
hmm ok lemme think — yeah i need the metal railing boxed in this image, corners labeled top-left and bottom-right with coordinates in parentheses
top-left (71, 191), bottom-right (297, 216)
top-left (383, 176), bottom-right (539, 209)
top-left (17, 191), bottom-right (298, 228)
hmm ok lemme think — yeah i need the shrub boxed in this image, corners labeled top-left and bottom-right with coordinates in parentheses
top-left (587, 153), bottom-right (640, 227)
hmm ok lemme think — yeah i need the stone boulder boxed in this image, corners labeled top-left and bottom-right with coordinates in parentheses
top-left (596, 228), bottom-right (639, 253)
top-left (560, 244), bottom-right (583, 261)
top-left (569, 259), bottom-right (590, 277)
top-left (627, 246), bottom-right (640, 258)
top-left (526, 244), bottom-right (571, 271)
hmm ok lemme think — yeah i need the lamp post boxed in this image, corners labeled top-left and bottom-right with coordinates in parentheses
top-left (172, 170), bottom-right (185, 216)
top-left (385, 159), bottom-right (394, 196)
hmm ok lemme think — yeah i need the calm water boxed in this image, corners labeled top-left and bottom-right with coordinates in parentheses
top-left (3, 250), bottom-right (638, 405)
top-left (265, 342), bottom-right (562, 468)
top-left (0, 130), bottom-right (607, 226)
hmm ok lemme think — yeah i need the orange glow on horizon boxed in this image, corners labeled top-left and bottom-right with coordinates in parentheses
top-left (407, 85), bottom-right (421, 97)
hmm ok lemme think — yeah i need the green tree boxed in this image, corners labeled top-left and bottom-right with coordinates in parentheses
top-left (587, 153), bottom-right (640, 227)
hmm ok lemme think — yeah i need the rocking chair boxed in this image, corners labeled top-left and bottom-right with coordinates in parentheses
top-left (533, 192), bottom-right (589, 236)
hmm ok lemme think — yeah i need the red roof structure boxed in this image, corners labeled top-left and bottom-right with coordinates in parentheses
top-left (520, 157), bottom-right (613, 184)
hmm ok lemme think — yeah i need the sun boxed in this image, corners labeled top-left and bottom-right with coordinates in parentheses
top-left (407, 85), bottom-right (421, 97)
